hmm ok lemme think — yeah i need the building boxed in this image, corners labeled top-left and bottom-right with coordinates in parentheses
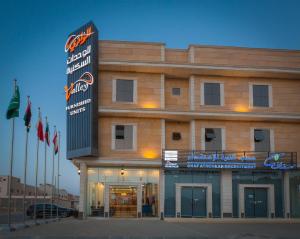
top-left (0, 176), bottom-right (37, 197)
top-left (66, 23), bottom-right (300, 219)
top-left (0, 176), bottom-right (79, 211)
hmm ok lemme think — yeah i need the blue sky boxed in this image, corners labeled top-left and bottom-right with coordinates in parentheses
top-left (0, 0), bottom-right (299, 195)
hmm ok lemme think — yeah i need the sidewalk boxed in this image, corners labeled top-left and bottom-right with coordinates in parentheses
top-left (2, 218), bottom-right (300, 239)
top-left (165, 217), bottom-right (300, 224)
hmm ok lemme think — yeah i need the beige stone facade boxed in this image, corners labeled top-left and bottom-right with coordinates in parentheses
top-left (74, 40), bottom-right (300, 219)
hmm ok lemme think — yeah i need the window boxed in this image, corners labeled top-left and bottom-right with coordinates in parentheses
top-left (253, 85), bottom-right (269, 107)
top-left (115, 125), bottom-right (125, 139)
top-left (115, 79), bottom-right (134, 103)
top-left (205, 128), bottom-right (222, 151)
top-left (172, 132), bottom-right (181, 140)
top-left (172, 88), bottom-right (181, 96)
top-left (204, 83), bottom-right (221, 105)
top-left (114, 124), bottom-right (135, 150)
top-left (254, 129), bottom-right (270, 151)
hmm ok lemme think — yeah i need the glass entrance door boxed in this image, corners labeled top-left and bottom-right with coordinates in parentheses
top-left (181, 187), bottom-right (207, 217)
top-left (245, 188), bottom-right (268, 218)
top-left (109, 186), bottom-right (137, 218)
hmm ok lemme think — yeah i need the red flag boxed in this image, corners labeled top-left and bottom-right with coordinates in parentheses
top-left (37, 112), bottom-right (44, 141)
top-left (52, 129), bottom-right (58, 155)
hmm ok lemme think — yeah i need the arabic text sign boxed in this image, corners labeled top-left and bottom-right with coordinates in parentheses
top-left (163, 150), bottom-right (297, 170)
top-left (65, 21), bottom-right (98, 159)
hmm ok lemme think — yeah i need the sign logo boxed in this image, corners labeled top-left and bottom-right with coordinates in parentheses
top-left (65, 26), bottom-right (94, 53)
top-left (64, 72), bottom-right (94, 101)
top-left (264, 153), bottom-right (296, 170)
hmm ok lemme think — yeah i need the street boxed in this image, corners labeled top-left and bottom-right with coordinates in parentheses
top-left (1, 218), bottom-right (300, 239)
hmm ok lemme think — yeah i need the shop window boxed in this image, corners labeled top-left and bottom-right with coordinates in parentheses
top-left (114, 125), bottom-right (134, 150)
top-left (115, 79), bottom-right (135, 103)
top-left (205, 128), bottom-right (222, 151)
top-left (172, 132), bottom-right (181, 140)
top-left (204, 83), bottom-right (221, 105)
top-left (254, 129), bottom-right (270, 151)
top-left (252, 85), bottom-right (269, 107)
top-left (172, 88), bottom-right (181, 96)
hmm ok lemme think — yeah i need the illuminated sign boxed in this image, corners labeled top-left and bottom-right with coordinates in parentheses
top-left (163, 151), bottom-right (296, 170)
top-left (164, 150), bottom-right (178, 161)
top-left (65, 26), bottom-right (94, 53)
top-left (65, 22), bottom-right (98, 159)
top-left (264, 153), bottom-right (296, 170)
top-left (64, 72), bottom-right (94, 102)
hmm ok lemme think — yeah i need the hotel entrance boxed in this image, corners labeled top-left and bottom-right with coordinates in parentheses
top-left (109, 186), bottom-right (137, 218)
top-left (87, 168), bottom-right (159, 218)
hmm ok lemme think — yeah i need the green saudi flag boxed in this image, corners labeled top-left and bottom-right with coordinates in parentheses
top-left (6, 85), bottom-right (20, 119)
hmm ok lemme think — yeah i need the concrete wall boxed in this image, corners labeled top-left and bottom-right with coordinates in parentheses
top-left (165, 121), bottom-right (190, 150)
top-left (99, 41), bottom-right (300, 70)
top-left (99, 117), bottom-right (162, 159)
top-left (165, 78), bottom-right (189, 111)
top-left (99, 71), bottom-right (162, 109)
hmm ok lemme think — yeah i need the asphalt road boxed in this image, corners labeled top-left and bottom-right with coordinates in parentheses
top-left (0, 213), bottom-right (31, 224)
top-left (1, 218), bottom-right (300, 239)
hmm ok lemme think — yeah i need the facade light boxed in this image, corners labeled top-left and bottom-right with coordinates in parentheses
top-left (120, 168), bottom-right (125, 176)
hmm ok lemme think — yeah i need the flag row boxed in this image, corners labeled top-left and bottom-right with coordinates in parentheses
top-left (6, 82), bottom-right (59, 152)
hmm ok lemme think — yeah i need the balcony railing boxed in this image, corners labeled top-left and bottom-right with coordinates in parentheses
top-left (162, 150), bottom-right (297, 171)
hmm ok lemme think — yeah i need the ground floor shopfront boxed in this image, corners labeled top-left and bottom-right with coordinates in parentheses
top-left (85, 167), bottom-right (160, 218)
top-left (164, 170), bottom-right (300, 218)
top-left (78, 163), bottom-right (300, 219)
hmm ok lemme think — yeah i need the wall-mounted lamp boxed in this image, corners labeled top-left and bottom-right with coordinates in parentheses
top-left (120, 168), bottom-right (125, 176)
top-left (78, 169), bottom-right (81, 175)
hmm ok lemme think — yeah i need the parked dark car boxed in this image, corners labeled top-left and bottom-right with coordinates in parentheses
top-left (26, 204), bottom-right (74, 218)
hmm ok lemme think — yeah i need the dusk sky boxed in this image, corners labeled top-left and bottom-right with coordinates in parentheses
top-left (0, 0), bottom-right (299, 195)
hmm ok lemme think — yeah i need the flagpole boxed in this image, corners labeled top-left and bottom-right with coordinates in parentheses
top-left (51, 126), bottom-right (56, 219)
top-left (43, 117), bottom-right (47, 221)
top-left (54, 175), bottom-right (56, 221)
top-left (23, 96), bottom-right (30, 227)
top-left (8, 79), bottom-right (17, 231)
top-left (57, 131), bottom-right (60, 219)
top-left (34, 108), bottom-right (41, 225)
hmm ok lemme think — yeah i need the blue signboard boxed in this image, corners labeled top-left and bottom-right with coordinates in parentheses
top-left (163, 150), bottom-right (297, 170)
top-left (65, 22), bottom-right (98, 159)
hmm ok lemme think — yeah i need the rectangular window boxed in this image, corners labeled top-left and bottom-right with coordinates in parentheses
top-left (172, 132), bottom-right (181, 140)
top-left (254, 129), bottom-right (270, 151)
top-left (204, 83), bottom-right (220, 105)
top-left (115, 125), bottom-right (134, 150)
top-left (205, 128), bottom-right (222, 151)
top-left (172, 88), bottom-right (181, 96)
top-left (253, 85), bottom-right (269, 107)
top-left (116, 79), bottom-right (134, 102)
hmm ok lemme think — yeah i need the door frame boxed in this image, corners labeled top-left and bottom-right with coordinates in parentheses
top-left (239, 184), bottom-right (275, 218)
top-left (175, 183), bottom-right (213, 218)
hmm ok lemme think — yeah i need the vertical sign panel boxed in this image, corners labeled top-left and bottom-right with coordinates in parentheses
top-left (65, 22), bottom-right (98, 159)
